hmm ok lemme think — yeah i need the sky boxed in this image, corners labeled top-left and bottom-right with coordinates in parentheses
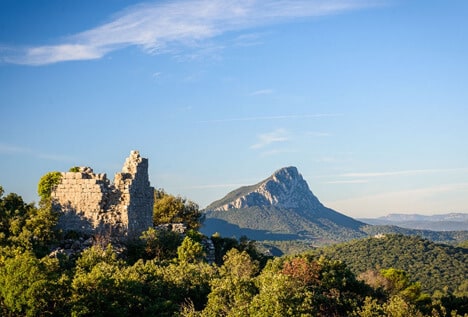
top-left (1, 0), bottom-right (467, 218)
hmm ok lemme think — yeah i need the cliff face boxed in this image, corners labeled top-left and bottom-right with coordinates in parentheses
top-left (203, 167), bottom-right (365, 242)
top-left (52, 150), bottom-right (154, 239)
top-left (207, 167), bottom-right (322, 211)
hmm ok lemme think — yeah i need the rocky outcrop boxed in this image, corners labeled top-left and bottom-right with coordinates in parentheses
top-left (207, 166), bottom-right (322, 211)
top-left (52, 150), bottom-right (154, 239)
top-left (203, 166), bottom-right (366, 242)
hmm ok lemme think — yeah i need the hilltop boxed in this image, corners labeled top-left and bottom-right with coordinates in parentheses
top-left (314, 234), bottom-right (468, 294)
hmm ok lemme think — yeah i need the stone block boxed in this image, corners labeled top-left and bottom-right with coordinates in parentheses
top-left (51, 150), bottom-right (154, 239)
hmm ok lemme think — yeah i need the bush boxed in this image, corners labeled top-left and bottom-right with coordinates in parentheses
top-left (37, 172), bottom-right (62, 201)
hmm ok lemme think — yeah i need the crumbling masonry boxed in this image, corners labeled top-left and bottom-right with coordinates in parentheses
top-left (52, 150), bottom-right (154, 239)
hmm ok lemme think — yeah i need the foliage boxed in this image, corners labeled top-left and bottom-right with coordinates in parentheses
top-left (210, 234), bottom-right (270, 268)
top-left (201, 249), bottom-right (259, 316)
top-left (140, 227), bottom-right (183, 261)
top-left (0, 189), bottom-right (33, 244)
top-left (0, 251), bottom-right (69, 316)
top-left (37, 171), bottom-right (62, 201)
top-left (248, 255), bottom-right (372, 317)
top-left (316, 234), bottom-right (468, 294)
top-left (69, 166), bottom-right (80, 172)
top-left (153, 189), bottom-right (201, 230)
top-left (0, 189), bottom-right (59, 257)
top-left (354, 295), bottom-right (424, 317)
top-left (1, 187), bottom-right (468, 316)
top-left (178, 236), bottom-right (204, 263)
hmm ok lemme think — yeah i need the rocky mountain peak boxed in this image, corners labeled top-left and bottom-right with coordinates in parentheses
top-left (206, 166), bottom-right (323, 211)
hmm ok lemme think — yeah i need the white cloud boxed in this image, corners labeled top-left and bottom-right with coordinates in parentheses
top-left (249, 89), bottom-right (274, 96)
top-left (2, 0), bottom-right (384, 65)
top-left (251, 128), bottom-right (289, 149)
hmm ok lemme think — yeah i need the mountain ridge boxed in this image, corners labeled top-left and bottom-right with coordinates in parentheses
top-left (359, 212), bottom-right (468, 231)
top-left (202, 166), bottom-right (366, 243)
top-left (206, 166), bottom-right (324, 211)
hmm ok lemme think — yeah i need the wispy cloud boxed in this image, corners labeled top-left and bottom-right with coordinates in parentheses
top-left (0, 143), bottom-right (76, 162)
top-left (341, 168), bottom-right (468, 178)
top-left (232, 32), bottom-right (266, 47)
top-left (326, 179), bottom-right (369, 184)
top-left (186, 183), bottom-right (248, 189)
top-left (1, 0), bottom-right (383, 65)
top-left (199, 113), bottom-right (342, 123)
top-left (306, 131), bottom-right (331, 137)
top-left (0, 143), bottom-right (29, 154)
top-left (251, 128), bottom-right (289, 149)
top-left (260, 148), bottom-right (297, 157)
top-left (249, 89), bottom-right (274, 96)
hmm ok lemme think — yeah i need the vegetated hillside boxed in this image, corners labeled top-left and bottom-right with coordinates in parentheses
top-left (204, 206), bottom-right (366, 243)
top-left (315, 234), bottom-right (468, 294)
top-left (203, 167), bottom-right (367, 243)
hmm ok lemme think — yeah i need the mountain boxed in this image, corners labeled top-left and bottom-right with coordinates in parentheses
top-left (202, 167), bottom-right (367, 243)
top-left (359, 213), bottom-right (468, 231)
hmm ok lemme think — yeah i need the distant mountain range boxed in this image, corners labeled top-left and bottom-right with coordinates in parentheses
top-left (359, 213), bottom-right (468, 231)
top-left (201, 167), bottom-right (468, 244)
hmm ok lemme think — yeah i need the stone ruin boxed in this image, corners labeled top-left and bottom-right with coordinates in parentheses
top-left (51, 150), bottom-right (154, 239)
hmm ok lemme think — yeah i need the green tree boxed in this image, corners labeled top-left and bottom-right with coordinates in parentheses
top-left (153, 189), bottom-right (201, 230)
top-left (0, 251), bottom-right (69, 316)
top-left (251, 255), bottom-right (370, 317)
top-left (178, 236), bottom-right (204, 263)
top-left (0, 189), bottom-right (33, 244)
top-left (71, 261), bottom-right (127, 317)
top-left (37, 171), bottom-right (62, 201)
top-left (353, 297), bottom-right (385, 317)
top-left (12, 198), bottom-right (59, 256)
top-left (202, 249), bottom-right (259, 316)
top-left (140, 227), bottom-right (183, 261)
top-left (0, 188), bottom-right (57, 256)
top-left (454, 279), bottom-right (468, 298)
top-left (383, 295), bottom-right (423, 317)
top-left (159, 261), bottom-right (215, 312)
top-left (380, 268), bottom-right (430, 305)
top-left (75, 245), bottom-right (122, 273)
top-left (250, 257), bottom-right (309, 317)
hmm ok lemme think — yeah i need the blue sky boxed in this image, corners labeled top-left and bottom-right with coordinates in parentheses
top-left (1, 0), bottom-right (467, 218)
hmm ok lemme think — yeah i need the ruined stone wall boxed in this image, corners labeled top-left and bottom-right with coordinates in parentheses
top-left (116, 152), bottom-right (154, 239)
top-left (52, 150), bottom-right (154, 239)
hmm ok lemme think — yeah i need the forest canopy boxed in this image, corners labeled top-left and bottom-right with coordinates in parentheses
top-left (0, 185), bottom-right (467, 316)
